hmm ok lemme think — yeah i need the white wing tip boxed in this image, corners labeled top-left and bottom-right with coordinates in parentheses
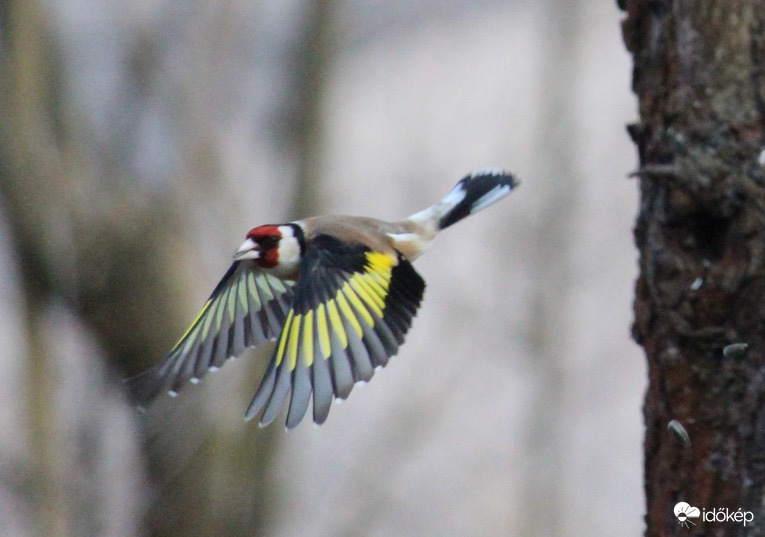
top-left (472, 167), bottom-right (506, 177)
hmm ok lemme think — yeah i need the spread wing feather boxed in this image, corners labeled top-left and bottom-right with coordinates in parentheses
top-left (127, 262), bottom-right (295, 405)
top-left (245, 234), bottom-right (425, 429)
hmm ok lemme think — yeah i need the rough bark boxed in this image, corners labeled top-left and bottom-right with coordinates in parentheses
top-left (622, 1), bottom-right (765, 535)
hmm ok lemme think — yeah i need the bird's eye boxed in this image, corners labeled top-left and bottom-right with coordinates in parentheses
top-left (260, 235), bottom-right (279, 247)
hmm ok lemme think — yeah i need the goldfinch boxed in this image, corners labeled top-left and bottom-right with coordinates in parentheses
top-left (129, 171), bottom-right (518, 428)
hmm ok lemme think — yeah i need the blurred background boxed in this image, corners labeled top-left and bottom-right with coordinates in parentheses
top-left (0, 0), bottom-right (643, 536)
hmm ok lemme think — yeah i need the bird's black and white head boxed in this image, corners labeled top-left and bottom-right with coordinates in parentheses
top-left (234, 223), bottom-right (305, 278)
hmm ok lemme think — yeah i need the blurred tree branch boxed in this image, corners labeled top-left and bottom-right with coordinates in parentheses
top-left (284, 0), bottom-right (335, 218)
top-left (0, 0), bottom-right (336, 535)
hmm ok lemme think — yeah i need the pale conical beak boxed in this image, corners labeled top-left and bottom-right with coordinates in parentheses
top-left (233, 237), bottom-right (260, 261)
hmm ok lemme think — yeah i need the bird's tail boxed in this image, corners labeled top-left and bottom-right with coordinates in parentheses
top-left (406, 170), bottom-right (518, 231)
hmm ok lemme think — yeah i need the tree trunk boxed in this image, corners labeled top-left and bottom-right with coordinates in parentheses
top-left (622, 1), bottom-right (765, 535)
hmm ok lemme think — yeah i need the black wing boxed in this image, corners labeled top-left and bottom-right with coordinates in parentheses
top-left (127, 261), bottom-right (294, 405)
top-left (244, 235), bottom-right (425, 429)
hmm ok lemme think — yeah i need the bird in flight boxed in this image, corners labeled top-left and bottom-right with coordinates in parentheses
top-left (129, 170), bottom-right (518, 428)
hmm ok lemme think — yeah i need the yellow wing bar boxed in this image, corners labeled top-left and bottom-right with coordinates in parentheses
top-left (246, 242), bottom-right (424, 429)
top-left (274, 251), bottom-right (395, 369)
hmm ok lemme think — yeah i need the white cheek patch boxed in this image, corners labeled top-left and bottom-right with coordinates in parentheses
top-left (277, 225), bottom-right (302, 268)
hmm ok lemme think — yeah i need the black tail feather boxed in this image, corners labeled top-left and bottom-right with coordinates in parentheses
top-left (438, 170), bottom-right (518, 229)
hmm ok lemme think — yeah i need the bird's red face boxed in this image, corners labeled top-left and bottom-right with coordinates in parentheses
top-left (245, 225), bottom-right (282, 268)
top-left (234, 223), bottom-right (304, 277)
